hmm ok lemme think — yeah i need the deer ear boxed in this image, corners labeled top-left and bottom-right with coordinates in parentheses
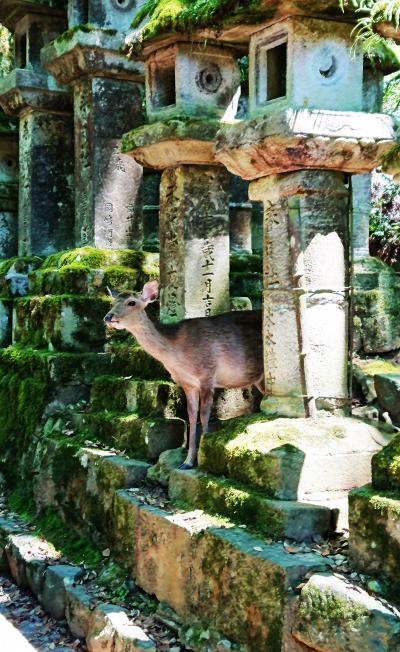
top-left (107, 286), bottom-right (119, 299)
top-left (141, 280), bottom-right (159, 303)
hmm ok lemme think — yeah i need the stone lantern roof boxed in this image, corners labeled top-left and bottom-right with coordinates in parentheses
top-left (0, 0), bottom-right (66, 31)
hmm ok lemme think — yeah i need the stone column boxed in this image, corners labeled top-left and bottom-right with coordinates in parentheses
top-left (74, 77), bottom-right (143, 249)
top-left (18, 109), bottom-right (74, 256)
top-left (230, 208), bottom-right (252, 253)
top-left (351, 173), bottom-right (371, 261)
top-left (0, 124), bottom-right (18, 259)
top-left (159, 165), bottom-right (230, 323)
top-left (250, 170), bottom-right (350, 417)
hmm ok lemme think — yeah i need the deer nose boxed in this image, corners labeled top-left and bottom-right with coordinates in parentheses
top-left (104, 313), bottom-right (114, 323)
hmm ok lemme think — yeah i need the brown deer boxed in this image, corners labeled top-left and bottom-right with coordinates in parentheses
top-left (104, 280), bottom-right (264, 469)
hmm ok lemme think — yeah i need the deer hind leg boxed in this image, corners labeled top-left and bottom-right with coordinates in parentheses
top-left (180, 386), bottom-right (199, 470)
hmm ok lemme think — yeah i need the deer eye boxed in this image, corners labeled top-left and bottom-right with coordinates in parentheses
top-left (127, 300), bottom-right (136, 307)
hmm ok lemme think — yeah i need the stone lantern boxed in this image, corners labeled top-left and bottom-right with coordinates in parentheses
top-left (0, 111), bottom-right (18, 260)
top-left (214, 6), bottom-right (397, 419)
top-left (123, 37), bottom-right (241, 322)
top-left (0, 0), bottom-right (74, 257)
top-left (41, 0), bottom-right (145, 250)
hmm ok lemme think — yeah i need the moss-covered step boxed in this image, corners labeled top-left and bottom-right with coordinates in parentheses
top-left (28, 247), bottom-right (159, 297)
top-left (198, 415), bottom-right (392, 501)
top-left (168, 468), bottom-right (333, 542)
top-left (105, 339), bottom-right (169, 380)
top-left (0, 256), bottom-right (43, 297)
top-left (110, 491), bottom-right (332, 652)
top-left (348, 485), bottom-right (400, 601)
top-left (293, 573), bottom-right (400, 651)
top-left (75, 411), bottom-right (185, 461)
top-left (90, 375), bottom-right (186, 418)
top-left (374, 374), bottom-right (400, 426)
top-left (230, 272), bottom-right (262, 297)
top-left (32, 435), bottom-right (150, 545)
top-left (13, 295), bottom-right (111, 351)
top-left (353, 356), bottom-right (400, 403)
top-left (372, 432), bottom-right (400, 492)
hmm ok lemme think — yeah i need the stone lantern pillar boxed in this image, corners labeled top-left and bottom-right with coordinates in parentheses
top-left (0, 112), bottom-right (18, 259)
top-left (123, 40), bottom-right (240, 322)
top-left (41, 4), bottom-right (145, 250)
top-left (215, 14), bottom-right (397, 417)
top-left (0, 1), bottom-right (74, 257)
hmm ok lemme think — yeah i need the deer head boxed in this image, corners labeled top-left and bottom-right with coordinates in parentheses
top-left (104, 280), bottom-right (159, 330)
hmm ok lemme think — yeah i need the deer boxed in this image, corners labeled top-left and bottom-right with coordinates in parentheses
top-left (104, 280), bottom-right (265, 469)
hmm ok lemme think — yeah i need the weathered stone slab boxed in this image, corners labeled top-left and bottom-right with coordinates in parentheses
top-left (159, 164), bottom-right (230, 322)
top-left (293, 573), bottom-right (400, 652)
top-left (353, 357), bottom-right (400, 404)
top-left (113, 492), bottom-right (331, 651)
top-left (65, 584), bottom-right (97, 639)
top-left (5, 533), bottom-right (61, 589)
top-left (374, 374), bottom-right (400, 426)
top-left (86, 603), bottom-right (156, 652)
top-left (147, 448), bottom-right (186, 488)
top-left (40, 564), bottom-right (81, 619)
top-left (198, 416), bottom-right (392, 500)
top-left (372, 432), bottom-right (400, 492)
top-left (0, 68), bottom-right (71, 115)
top-left (168, 468), bottom-right (333, 541)
top-left (13, 295), bottom-right (110, 352)
top-left (348, 485), bottom-right (400, 600)
top-left (215, 109), bottom-right (396, 180)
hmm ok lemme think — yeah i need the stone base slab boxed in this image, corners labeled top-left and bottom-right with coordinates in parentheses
top-left (198, 416), bottom-right (393, 500)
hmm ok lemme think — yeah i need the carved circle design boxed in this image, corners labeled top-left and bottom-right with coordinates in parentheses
top-left (196, 64), bottom-right (223, 94)
top-left (111, 0), bottom-right (136, 12)
top-left (0, 155), bottom-right (17, 181)
top-left (311, 42), bottom-right (347, 86)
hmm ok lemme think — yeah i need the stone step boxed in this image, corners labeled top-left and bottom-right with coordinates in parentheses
top-left (198, 415), bottom-right (392, 501)
top-left (13, 295), bottom-right (111, 351)
top-left (111, 490), bottom-right (332, 651)
top-left (168, 467), bottom-right (334, 542)
top-left (106, 339), bottom-right (169, 380)
top-left (293, 573), bottom-right (400, 652)
top-left (90, 375), bottom-right (186, 418)
top-left (348, 485), bottom-right (400, 603)
top-left (29, 264), bottom-right (143, 297)
top-left (374, 373), bottom-right (400, 426)
top-left (74, 410), bottom-right (185, 461)
top-left (230, 271), bottom-right (262, 297)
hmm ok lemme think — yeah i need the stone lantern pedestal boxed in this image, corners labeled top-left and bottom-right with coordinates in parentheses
top-left (42, 29), bottom-right (145, 249)
top-left (0, 3), bottom-right (75, 257)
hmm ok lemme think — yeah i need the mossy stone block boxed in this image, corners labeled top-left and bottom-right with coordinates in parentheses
top-left (106, 340), bottom-right (169, 380)
top-left (198, 415), bottom-right (390, 500)
top-left (169, 468), bottom-right (332, 542)
top-left (372, 432), bottom-right (400, 492)
top-left (353, 287), bottom-right (400, 353)
top-left (79, 412), bottom-right (185, 461)
top-left (230, 272), bottom-right (262, 297)
top-left (0, 256), bottom-right (43, 297)
top-left (353, 357), bottom-right (400, 403)
top-left (293, 573), bottom-right (400, 652)
top-left (91, 375), bottom-right (185, 418)
top-left (348, 485), bottom-right (400, 600)
top-left (13, 295), bottom-right (110, 352)
top-left (40, 247), bottom-right (158, 275)
top-left (374, 374), bottom-right (400, 426)
top-left (0, 298), bottom-right (12, 347)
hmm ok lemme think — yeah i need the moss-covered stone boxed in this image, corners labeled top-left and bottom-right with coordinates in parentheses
top-left (372, 432), bottom-right (400, 491)
top-left (91, 375), bottom-right (185, 417)
top-left (106, 339), bottom-right (168, 380)
top-left (229, 253), bottom-right (262, 274)
top-left (0, 256), bottom-right (43, 297)
top-left (77, 411), bottom-right (185, 460)
top-left (348, 485), bottom-right (400, 601)
top-left (230, 271), bottom-right (262, 297)
top-left (13, 295), bottom-right (110, 352)
top-left (353, 356), bottom-right (400, 403)
top-left (121, 118), bottom-right (220, 154)
top-left (169, 468), bottom-right (332, 541)
top-left (41, 247), bottom-right (158, 274)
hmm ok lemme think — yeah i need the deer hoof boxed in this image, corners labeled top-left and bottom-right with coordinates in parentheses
top-left (179, 463), bottom-right (194, 471)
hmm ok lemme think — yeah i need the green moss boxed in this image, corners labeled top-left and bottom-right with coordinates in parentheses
top-left (54, 24), bottom-right (117, 46)
top-left (0, 256), bottom-right (42, 277)
top-left (355, 358), bottom-right (400, 377)
top-left (298, 584), bottom-right (369, 626)
top-left (42, 247), bottom-right (157, 272)
top-left (129, 0), bottom-right (275, 48)
top-left (121, 118), bottom-right (220, 153)
top-left (373, 433), bottom-right (400, 492)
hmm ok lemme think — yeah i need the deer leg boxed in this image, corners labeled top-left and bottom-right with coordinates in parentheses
top-left (200, 387), bottom-right (214, 436)
top-left (180, 387), bottom-right (199, 470)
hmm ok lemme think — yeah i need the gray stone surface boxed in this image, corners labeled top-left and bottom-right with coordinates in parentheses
top-left (159, 164), bottom-right (230, 322)
top-left (86, 603), bottom-right (156, 652)
top-left (293, 573), bottom-right (400, 652)
top-left (40, 564), bottom-right (81, 620)
top-left (351, 173), bottom-right (372, 260)
top-left (65, 584), bottom-right (97, 639)
top-left (0, 133), bottom-right (18, 259)
top-left (375, 374), bottom-right (400, 426)
top-left (250, 170), bottom-right (350, 417)
top-left (5, 534), bottom-right (61, 590)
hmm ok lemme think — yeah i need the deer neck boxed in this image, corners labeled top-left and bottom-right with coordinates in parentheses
top-left (125, 310), bottom-right (174, 364)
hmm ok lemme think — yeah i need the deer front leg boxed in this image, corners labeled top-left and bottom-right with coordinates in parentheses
top-left (180, 387), bottom-right (199, 470)
top-left (200, 386), bottom-right (214, 436)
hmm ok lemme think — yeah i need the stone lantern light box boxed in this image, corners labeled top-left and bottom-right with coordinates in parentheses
top-left (68, 0), bottom-right (147, 33)
top-left (249, 17), bottom-right (364, 117)
top-left (145, 43), bottom-right (241, 122)
top-left (14, 13), bottom-right (66, 72)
